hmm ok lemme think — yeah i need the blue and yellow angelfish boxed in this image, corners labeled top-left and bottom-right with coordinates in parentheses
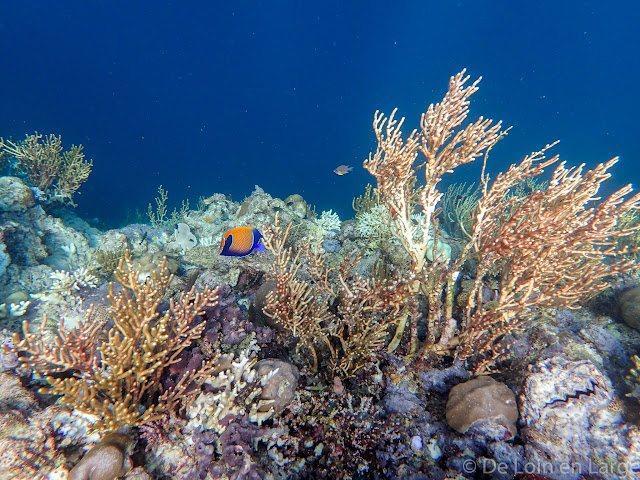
top-left (219, 227), bottom-right (266, 257)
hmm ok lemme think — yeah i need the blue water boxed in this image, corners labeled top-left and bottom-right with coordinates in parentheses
top-left (2, 1), bottom-right (638, 228)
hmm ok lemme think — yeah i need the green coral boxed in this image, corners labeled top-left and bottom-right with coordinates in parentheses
top-left (147, 185), bottom-right (190, 228)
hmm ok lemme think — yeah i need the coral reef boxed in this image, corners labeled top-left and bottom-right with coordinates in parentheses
top-left (262, 214), bottom-right (415, 375)
top-left (11, 251), bottom-right (220, 432)
top-left (0, 133), bottom-right (92, 205)
top-left (363, 70), bottom-right (640, 373)
top-left (2, 71), bottom-right (640, 480)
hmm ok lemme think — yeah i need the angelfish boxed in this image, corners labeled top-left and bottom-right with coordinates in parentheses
top-left (219, 227), bottom-right (266, 257)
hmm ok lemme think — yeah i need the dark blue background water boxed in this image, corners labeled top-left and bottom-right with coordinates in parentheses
top-left (2, 1), bottom-right (638, 228)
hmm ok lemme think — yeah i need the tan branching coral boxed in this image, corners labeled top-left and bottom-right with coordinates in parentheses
top-left (364, 70), bottom-right (640, 372)
top-left (14, 305), bottom-right (107, 374)
top-left (10, 251), bottom-right (220, 432)
top-left (364, 70), bottom-right (505, 277)
top-left (330, 271), bottom-right (416, 375)
top-left (456, 154), bottom-right (640, 371)
top-left (0, 132), bottom-right (92, 204)
top-left (262, 214), bottom-right (415, 376)
top-left (618, 209), bottom-right (640, 264)
top-left (261, 217), bottom-right (333, 372)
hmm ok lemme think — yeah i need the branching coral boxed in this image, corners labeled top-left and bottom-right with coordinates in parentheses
top-left (352, 183), bottom-right (379, 216)
top-left (49, 267), bottom-right (99, 293)
top-left (186, 338), bottom-right (279, 434)
top-left (261, 217), bottom-right (333, 372)
top-left (147, 184), bottom-right (190, 228)
top-left (364, 71), bottom-right (505, 277)
top-left (618, 209), bottom-right (640, 265)
top-left (9, 251), bottom-right (220, 432)
top-left (355, 204), bottom-right (393, 242)
top-left (454, 153), bottom-right (640, 371)
top-left (262, 214), bottom-right (415, 376)
top-left (363, 70), bottom-right (640, 372)
top-left (0, 132), bottom-right (92, 204)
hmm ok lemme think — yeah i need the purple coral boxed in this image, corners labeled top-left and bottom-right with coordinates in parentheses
top-left (218, 416), bottom-right (264, 480)
top-left (162, 284), bottom-right (275, 415)
top-left (186, 429), bottom-right (218, 480)
top-left (201, 284), bottom-right (274, 346)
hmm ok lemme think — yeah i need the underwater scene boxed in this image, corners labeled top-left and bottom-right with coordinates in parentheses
top-left (1, 2), bottom-right (640, 480)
